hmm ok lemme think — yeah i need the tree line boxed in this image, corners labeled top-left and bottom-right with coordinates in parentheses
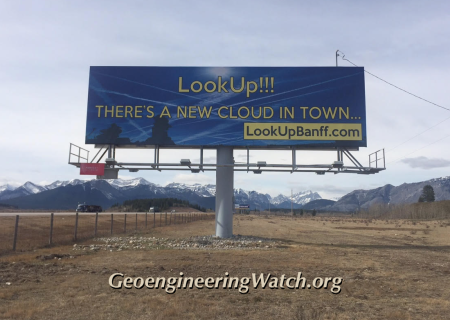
top-left (259, 208), bottom-right (317, 216)
top-left (111, 198), bottom-right (207, 212)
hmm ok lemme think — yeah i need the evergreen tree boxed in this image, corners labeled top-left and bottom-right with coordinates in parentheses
top-left (420, 185), bottom-right (435, 202)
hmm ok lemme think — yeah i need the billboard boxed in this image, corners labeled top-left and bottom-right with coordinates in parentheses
top-left (86, 67), bottom-right (366, 149)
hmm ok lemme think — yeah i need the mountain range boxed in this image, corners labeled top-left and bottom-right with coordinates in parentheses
top-left (0, 178), bottom-right (321, 211)
top-left (322, 176), bottom-right (450, 212)
top-left (1, 176), bottom-right (450, 212)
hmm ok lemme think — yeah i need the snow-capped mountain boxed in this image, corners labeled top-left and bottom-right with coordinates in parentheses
top-left (107, 177), bottom-right (156, 189)
top-left (3, 176), bottom-right (450, 211)
top-left (0, 184), bottom-right (16, 193)
top-left (0, 181), bottom-right (47, 201)
top-left (269, 190), bottom-right (322, 205)
top-left (0, 177), bottom-right (322, 210)
top-left (165, 183), bottom-right (216, 197)
top-left (44, 179), bottom-right (86, 190)
top-left (23, 181), bottom-right (46, 194)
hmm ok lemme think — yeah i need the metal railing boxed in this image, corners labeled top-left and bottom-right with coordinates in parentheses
top-left (68, 143), bottom-right (90, 164)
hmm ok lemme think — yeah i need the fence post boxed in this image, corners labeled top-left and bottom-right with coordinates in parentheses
top-left (74, 212), bottom-right (79, 241)
top-left (170, 212), bottom-right (172, 225)
top-left (145, 212), bottom-right (148, 228)
top-left (160, 213), bottom-right (162, 227)
top-left (95, 212), bottom-right (98, 237)
top-left (135, 213), bottom-right (138, 231)
top-left (13, 215), bottom-right (19, 251)
top-left (111, 214), bottom-right (113, 235)
top-left (153, 212), bottom-right (156, 228)
top-left (124, 214), bottom-right (127, 233)
top-left (49, 213), bottom-right (54, 246)
top-left (165, 212), bottom-right (167, 225)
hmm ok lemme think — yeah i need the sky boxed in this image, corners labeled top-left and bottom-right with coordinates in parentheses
top-left (1, 0), bottom-right (450, 199)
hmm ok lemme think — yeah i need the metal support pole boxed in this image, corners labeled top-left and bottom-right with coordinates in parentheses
top-left (153, 212), bottom-right (155, 228)
top-left (135, 213), bottom-right (138, 231)
top-left (165, 212), bottom-right (167, 225)
top-left (124, 214), bottom-right (127, 233)
top-left (215, 147), bottom-right (234, 238)
top-left (160, 213), bottom-right (161, 227)
top-left (200, 147), bottom-right (204, 172)
top-left (95, 212), bottom-right (98, 237)
top-left (156, 145), bottom-right (160, 170)
top-left (74, 212), bottom-right (78, 241)
top-left (247, 147), bottom-right (250, 172)
top-left (49, 213), bottom-right (54, 245)
top-left (111, 214), bottom-right (113, 235)
top-left (13, 215), bottom-right (19, 251)
top-left (145, 212), bottom-right (148, 228)
top-left (170, 212), bottom-right (172, 225)
top-left (292, 147), bottom-right (296, 173)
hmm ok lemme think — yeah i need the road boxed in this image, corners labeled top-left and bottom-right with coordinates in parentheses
top-left (0, 211), bottom-right (186, 217)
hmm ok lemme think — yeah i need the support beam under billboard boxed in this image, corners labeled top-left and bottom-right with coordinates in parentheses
top-left (215, 147), bottom-right (234, 238)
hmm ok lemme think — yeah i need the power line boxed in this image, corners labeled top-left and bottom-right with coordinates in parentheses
top-left (339, 53), bottom-right (450, 112)
top-left (337, 51), bottom-right (450, 165)
top-left (386, 115), bottom-right (450, 152)
top-left (387, 133), bottom-right (450, 164)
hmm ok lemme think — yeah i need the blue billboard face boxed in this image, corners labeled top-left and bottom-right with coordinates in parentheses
top-left (86, 67), bottom-right (366, 149)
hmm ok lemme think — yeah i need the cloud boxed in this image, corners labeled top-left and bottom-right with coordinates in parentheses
top-left (401, 156), bottom-right (450, 169)
top-left (0, 179), bottom-right (22, 188)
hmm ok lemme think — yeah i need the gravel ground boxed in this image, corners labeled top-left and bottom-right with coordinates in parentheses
top-left (72, 235), bottom-right (284, 252)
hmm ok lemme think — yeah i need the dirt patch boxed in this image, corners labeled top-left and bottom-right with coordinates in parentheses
top-left (334, 227), bottom-right (429, 232)
top-left (0, 216), bottom-right (449, 320)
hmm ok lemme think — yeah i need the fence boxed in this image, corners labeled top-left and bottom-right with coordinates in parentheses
top-left (0, 212), bottom-right (214, 255)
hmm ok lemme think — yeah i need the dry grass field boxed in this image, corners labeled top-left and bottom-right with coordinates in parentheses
top-left (0, 211), bottom-right (208, 254)
top-left (1, 214), bottom-right (450, 320)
